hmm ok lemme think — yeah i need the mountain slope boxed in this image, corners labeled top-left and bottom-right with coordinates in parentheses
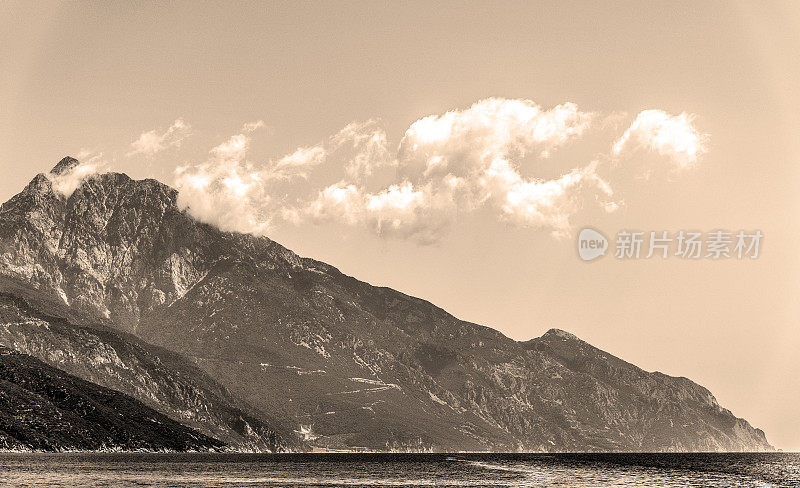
top-left (0, 345), bottom-right (222, 452)
top-left (0, 291), bottom-right (291, 451)
top-left (0, 157), bottom-right (773, 452)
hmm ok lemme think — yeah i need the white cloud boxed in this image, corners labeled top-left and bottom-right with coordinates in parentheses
top-left (331, 120), bottom-right (394, 181)
top-left (175, 124), bottom-right (271, 235)
top-left (490, 160), bottom-right (613, 236)
top-left (397, 98), bottom-right (592, 182)
top-left (364, 181), bottom-right (457, 243)
top-left (174, 158), bottom-right (272, 235)
top-left (273, 145), bottom-right (327, 179)
top-left (47, 153), bottom-right (107, 197)
top-left (204, 120), bottom-right (267, 163)
top-left (127, 118), bottom-right (191, 157)
top-left (172, 99), bottom-right (707, 243)
top-left (305, 180), bottom-right (456, 243)
top-left (612, 110), bottom-right (708, 168)
top-left (174, 119), bottom-right (396, 236)
top-left (365, 182), bottom-right (424, 216)
top-left (307, 182), bottom-right (364, 226)
top-left (211, 134), bottom-right (249, 162)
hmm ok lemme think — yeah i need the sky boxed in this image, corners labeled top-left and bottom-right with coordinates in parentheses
top-left (2, 1), bottom-right (799, 450)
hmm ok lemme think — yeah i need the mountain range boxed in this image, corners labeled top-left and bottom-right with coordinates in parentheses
top-left (0, 157), bottom-right (773, 452)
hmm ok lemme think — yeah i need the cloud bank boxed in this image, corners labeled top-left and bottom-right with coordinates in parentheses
top-left (172, 99), bottom-right (708, 243)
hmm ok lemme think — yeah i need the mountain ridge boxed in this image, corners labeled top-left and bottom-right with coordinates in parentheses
top-left (0, 157), bottom-right (773, 452)
top-left (0, 344), bottom-right (223, 452)
top-left (0, 289), bottom-right (292, 452)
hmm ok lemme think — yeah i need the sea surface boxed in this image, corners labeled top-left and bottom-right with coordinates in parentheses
top-left (0, 452), bottom-right (798, 487)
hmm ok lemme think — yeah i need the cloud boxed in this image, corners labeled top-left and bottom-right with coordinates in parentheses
top-left (331, 120), bottom-right (394, 181)
top-left (484, 160), bottom-right (613, 236)
top-left (174, 123), bottom-right (272, 235)
top-left (305, 180), bottom-right (455, 243)
top-left (174, 159), bottom-right (272, 235)
top-left (399, 98), bottom-right (591, 173)
top-left (307, 182), bottom-right (364, 226)
top-left (364, 181), bottom-right (458, 243)
top-left (211, 134), bottom-right (249, 162)
top-left (172, 98), bottom-right (707, 243)
top-left (273, 145), bottom-right (327, 179)
top-left (207, 120), bottom-right (268, 163)
top-left (394, 99), bottom-right (592, 186)
top-left (173, 118), bottom-right (395, 236)
top-left (127, 118), bottom-right (191, 157)
top-left (47, 152), bottom-right (106, 197)
top-left (612, 110), bottom-right (708, 168)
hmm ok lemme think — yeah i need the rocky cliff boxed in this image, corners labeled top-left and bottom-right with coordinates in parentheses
top-left (0, 157), bottom-right (773, 452)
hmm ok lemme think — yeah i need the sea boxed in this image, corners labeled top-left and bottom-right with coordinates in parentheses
top-left (0, 452), bottom-right (798, 487)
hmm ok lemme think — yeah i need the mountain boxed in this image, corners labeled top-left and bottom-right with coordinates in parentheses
top-left (0, 345), bottom-right (222, 452)
top-left (0, 157), bottom-right (773, 452)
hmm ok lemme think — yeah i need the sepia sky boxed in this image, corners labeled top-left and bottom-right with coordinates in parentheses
top-left (2, 1), bottom-right (800, 450)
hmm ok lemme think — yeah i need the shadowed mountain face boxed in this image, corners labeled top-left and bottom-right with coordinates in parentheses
top-left (0, 293), bottom-right (290, 452)
top-left (0, 345), bottom-right (222, 452)
top-left (0, 158), bottom-right (773, 452)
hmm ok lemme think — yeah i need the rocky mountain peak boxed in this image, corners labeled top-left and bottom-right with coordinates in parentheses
top-left (50, 156), bottom-right (80, 175)
top-left (0, 160), bottom-right (304, 332)
top-left (543, 328), bottom-right (581, 341)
